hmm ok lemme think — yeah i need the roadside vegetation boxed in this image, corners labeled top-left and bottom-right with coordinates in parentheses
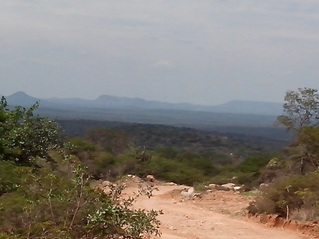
top-left (248, 88), bottom-right (319, 221)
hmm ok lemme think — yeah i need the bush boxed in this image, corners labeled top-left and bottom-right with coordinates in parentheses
top-left (0, 158), bottom-right (162, 239)
top-left (0, 98), bottom-right (61, 166)
top-left (137, 155), bottom-right (209, 185)
top-left (248, 172), bottom-right (319, 220)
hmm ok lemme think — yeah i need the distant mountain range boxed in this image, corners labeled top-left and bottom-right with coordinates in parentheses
top-left (1, 91), bottom-right (286, 129)
top-left (5, 91), bottom-right (283, 116)
top-left (2, 91), bottom-right (289, 140)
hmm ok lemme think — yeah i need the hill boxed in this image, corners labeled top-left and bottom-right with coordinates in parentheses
top-left (5, 91), bottom-right (283, 116)
top-left (3, 92), bottom-right (287, 140)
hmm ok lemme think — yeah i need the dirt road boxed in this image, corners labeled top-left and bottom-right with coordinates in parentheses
top-left (131, 184), bottom-right (313, 239)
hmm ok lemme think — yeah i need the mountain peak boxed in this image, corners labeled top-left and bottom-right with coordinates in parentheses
top-left (96, 94), bottom-right (121, 101)
top-left (7, 91), bottom-right (40, 106)
top-left (9, 91), bottom-right (30, 97)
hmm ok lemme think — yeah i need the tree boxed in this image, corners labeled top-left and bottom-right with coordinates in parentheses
top-left (277, 87), bottom-right (319, 132)
top-left (277, 88), bottom-right (319, 175)
top-left (285, 126), bottom-right (319, 175)
top-left (0, 97), bottom-right (61, 165)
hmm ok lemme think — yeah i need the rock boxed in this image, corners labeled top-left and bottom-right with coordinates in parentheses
top-left (146, 174), bottom-right (155, 182)
top-left (193, 192), bottom-right (202, 199)
top-left (259, 183), bottom-right (269, 188)
top-left (181, 187), bottom-right (194, 197)
top-left (208, 183), bottom-right (217, 189)
top-left (221, 183), bottom-right (236, 190)
top-left (98, 180), bottom-right (113, 194)
top-left (101, 180), bottom-right (111, 187)
top-left (167, 182), bottom-right (177, 186)
top-left (233, 186), bottom-right (243, 191)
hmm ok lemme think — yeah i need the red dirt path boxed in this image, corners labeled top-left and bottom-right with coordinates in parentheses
top-left (123, 182), bottom-right (316, 239)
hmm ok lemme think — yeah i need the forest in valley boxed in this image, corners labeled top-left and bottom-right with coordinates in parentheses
top-left (1, 87), bottom-right (319, 238)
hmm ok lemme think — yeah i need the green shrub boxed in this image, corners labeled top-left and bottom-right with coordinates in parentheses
top-left (248, 172), bottom-right (319, 220)
top-left (0, 160), bottom-right (162, 239)
top-left (0, 98), bottom-right (62, 166)
top-left (137, 155), bottom-right (209, 185)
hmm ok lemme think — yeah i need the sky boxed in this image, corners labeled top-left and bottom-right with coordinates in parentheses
top-left (1, 0), bottom-right (319, 105)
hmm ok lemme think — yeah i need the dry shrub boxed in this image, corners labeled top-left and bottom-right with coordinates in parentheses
top-left (290, 208), bottom-right (319, 221)
top-left (248, 172), bottom-right (319, 220)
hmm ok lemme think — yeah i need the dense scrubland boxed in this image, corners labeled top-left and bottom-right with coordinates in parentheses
top-left (1, 87), bottom-right (319, 238)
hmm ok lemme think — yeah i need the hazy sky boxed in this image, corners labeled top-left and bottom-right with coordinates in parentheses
top-left (1, 0), bottom-right (319, 105)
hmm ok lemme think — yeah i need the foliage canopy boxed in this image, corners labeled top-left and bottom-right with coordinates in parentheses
top-left (277, 87), bottom-right (319, 132)
top-left (0, 97), bottom-right (61, 165)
